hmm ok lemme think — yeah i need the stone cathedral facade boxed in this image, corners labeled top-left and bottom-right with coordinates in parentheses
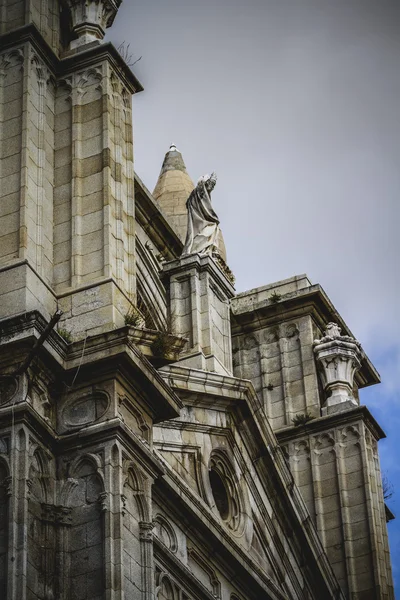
top-left (0, 1), bottom-right (394, 599)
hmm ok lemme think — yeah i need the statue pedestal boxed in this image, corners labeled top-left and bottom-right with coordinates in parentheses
top-left (162, 254), bottom-right (235, 376)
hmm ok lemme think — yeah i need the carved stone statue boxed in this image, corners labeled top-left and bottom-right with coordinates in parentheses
top-left (182, 173), bottom-right (223, 258)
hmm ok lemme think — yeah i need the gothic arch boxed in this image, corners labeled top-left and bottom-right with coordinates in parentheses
top-left (153, 514), bottom-right (178, 553)
top-left (123, 463), bottom-right (149, 522)
top-left (29, 446), bottom-right (51, 503)
top-left (27, 446), bottom-right (55, 599)
top-left (65, 456), bottom-right (106, 600)
top-left (157, 575), bottom-right (175, 600)
top-left (122, 462), bottom-right (150, 596)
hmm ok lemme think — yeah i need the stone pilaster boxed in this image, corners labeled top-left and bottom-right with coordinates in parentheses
top-left (139, 521), bottom-right (156, 600)
top-left (162, 254), bottom-right (235, 376)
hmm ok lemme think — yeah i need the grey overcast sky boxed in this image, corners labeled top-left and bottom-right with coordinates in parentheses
top-left (109, 0), bottom-right (400, 586)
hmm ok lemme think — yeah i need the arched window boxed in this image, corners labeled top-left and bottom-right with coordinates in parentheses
top-left (158, 576), bottom-right (175, 600)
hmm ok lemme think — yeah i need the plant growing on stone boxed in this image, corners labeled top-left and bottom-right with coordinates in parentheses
top-left (125, 306), bottom-right (145, 328)
top-left (292, 411), bottom-right (315, 427)
top-left (382, 473), bottom-right (394, 501)
top-left (57, 328), bottom-right (73, 343)
top-left (151, 331), bottom-right (176, 358)
top-left (269, 292), bottom-right (282, 304)
top-left (117, 41), bottom-right (142, 67)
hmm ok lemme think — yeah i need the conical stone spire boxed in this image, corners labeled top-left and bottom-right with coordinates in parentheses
top-left (153, 144), bottom-right (195, 244)
top-left (153, 145), bottom-right (227, 262)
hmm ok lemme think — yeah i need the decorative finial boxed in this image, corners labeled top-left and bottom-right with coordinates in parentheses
top-left (313, 323), bottom-right (363, 415)
top-left (169, 144), bottom-right (179, 153)
top-left (62, 0), bottom-right (123, 50)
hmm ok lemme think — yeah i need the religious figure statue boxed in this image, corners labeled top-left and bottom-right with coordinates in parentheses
top-left (182, 173), bottom-right (223, 257)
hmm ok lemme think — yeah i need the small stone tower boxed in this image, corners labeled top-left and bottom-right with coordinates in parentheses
top-left (231, 278), bottom-right (394, 599)
top-left (0, 0), bottom-right (142, 340)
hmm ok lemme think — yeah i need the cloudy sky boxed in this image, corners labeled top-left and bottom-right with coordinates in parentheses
top-left (109, 0), bottom-right (400, 589)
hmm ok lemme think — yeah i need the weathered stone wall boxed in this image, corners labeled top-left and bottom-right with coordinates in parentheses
top-left (279, 418), bottom-right (393, 599)
top-left (0, 0), bottom-right (61, 54)
top-left (153, 394), bottom-right (320, 600)
top-left (0, 461), bottom-right (8, 598)
top-left (0, 43), bottom-right (56, 278)
top-left (163, 255), bottom-right (234, 375)
top-left (232, 316), bottom-right (320, 430)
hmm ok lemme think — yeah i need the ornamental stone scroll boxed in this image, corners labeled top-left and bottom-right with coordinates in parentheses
top-left (313, 322), bottom-right (363, 415)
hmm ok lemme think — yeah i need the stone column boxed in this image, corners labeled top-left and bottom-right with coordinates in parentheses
top-left (162, 254), bottom-right (235, 376)
top-left (139, 521), bottom-right (155, 600)
top-left (313, 322), bottom-right (363, 415)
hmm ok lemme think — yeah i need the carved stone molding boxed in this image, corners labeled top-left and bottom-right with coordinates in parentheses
top-left (313, 322), bottom-right (363, 414)
top-left (139, 520), bottom-right (154, 543)
top-left (41, 503), bottom-right (72, 525)
top-left (4, 476), bottom-right (12, 497)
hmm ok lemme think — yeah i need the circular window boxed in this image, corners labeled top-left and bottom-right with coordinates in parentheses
top-left (209, 468), bottom-right (230, 520)
top-left (209, 453), bottom-right (242, 532)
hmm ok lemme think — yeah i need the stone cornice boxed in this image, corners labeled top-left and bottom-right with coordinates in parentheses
top-left (0, 23), bottom-right (143, 93)
top-left (231, 282), bottom-right (380, 389)
top-left (275, 404), bottom-right (386, 442)
top-left (159, 364), bottom-right (251, 407)
top-left (0, 402), bottom-right (165, 479)
top-left (162, 254), bottom-right (236, 299)
top-left (0, 310), bottom-right (183, 422)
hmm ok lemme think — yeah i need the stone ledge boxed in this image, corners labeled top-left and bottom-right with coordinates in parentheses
top-left (231, 281), bottom-right (380, 389)
top-left (275, 404), bottom-right (386, 442)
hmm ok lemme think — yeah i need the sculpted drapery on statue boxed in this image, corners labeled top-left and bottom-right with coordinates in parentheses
top-left (182, 173), bottom-right (224, 258)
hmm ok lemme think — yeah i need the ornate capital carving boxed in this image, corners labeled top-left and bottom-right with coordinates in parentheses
top-left (139, 521), bottom-right (154, 542)
top-left (98, 491), bottom-right (109, 512)
top-left (62, 0), bottom-right (122, 49)
top-left (41, 504), bottom-right (73, 525)
top-left (314, 323), bottom-right (363, 414)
